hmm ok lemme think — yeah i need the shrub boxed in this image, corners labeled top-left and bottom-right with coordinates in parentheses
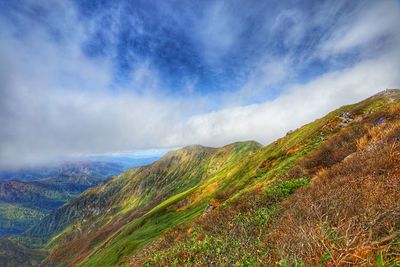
top-left (267, 134), bottom-right (400, 266)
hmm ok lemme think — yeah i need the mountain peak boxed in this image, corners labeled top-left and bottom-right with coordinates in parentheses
top-left (163, 145), bottom-right (215, 158)
top-left (180, 144), bottom-right (215, 151)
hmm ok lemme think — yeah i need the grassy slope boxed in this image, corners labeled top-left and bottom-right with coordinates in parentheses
top-left (80, 122), bottom-right (325, 266)
top-left (77, 143), bottom-right (262, 266)
top-left (131, 90), bottom-right (400, 266)
top-left (45, 89), bottom-right (400, 266)
top-left (39, 142), bottom-right (260, 266)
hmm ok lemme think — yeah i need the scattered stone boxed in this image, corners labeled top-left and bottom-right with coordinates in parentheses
top-left (365, 140), bottom-right (383, 152)
top-left (203, 198), bottom-right (221, 215)
top-left (339, 111), bottom-right (353, 120)
top-left (374, 88), bottom-right (400, 97)
top-left (354, 116), bottom-right (363, 122)
top-left (343, 153), bottom-right (355, 162)
top-left (338, 111), bottom-right (354, 128)
top-left (339, 121), bottom-right (348, 128)
top-left (203, 204), bottom-right (215, 214)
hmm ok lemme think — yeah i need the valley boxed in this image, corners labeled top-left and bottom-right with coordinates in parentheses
top-left (0, 159), bottom-right (160, 238)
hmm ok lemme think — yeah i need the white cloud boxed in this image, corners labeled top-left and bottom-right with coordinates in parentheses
top-left (0, 0), bottom-right (399, 171)
top-left (167, 55), bottom-right (400, 147)
top-left (233, 56), bottom-right (293, 102)
top-left (194, 2), bottom-right (239, 64)
top-left (272, 9), bottom-right (306, 47)
top-left (319, 1), bottom-right (400, 56)
top-left (0, 1), bottom-right (183, 169)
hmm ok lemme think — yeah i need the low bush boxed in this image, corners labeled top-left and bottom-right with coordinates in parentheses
top-left (267, 129), bottom-right (400, 265)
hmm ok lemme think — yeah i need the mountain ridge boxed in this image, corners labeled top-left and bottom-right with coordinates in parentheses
top-left (5, 89), bottom-right (400, 266)
top-left (27, 141), bottom-right (260, 241)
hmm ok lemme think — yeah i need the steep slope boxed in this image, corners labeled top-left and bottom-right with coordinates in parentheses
top-left (27, 142), bottom-right (261, 265)
top-left (0, 162), bottom-right (126, 237)
top-left (28, 89), bottom-right (400, 266)
top-left (267, 121), bottom-right (400, 265)
top-left (129, 89), bottom-right (400, 266)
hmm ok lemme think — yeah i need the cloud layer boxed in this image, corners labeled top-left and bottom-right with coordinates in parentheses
top-left (0, 0), bottom-right (399, 170)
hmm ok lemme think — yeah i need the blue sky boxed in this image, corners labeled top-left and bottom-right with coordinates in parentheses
top-left (0, 0), bottom-right (399, 170)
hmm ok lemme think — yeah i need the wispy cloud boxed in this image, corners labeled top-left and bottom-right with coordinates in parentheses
top-left (0, 0), bottom-right (399, 170)
top-left (169, 55), bottom-right (400, 147)
top-left (319, 0), bottom-right (400, 57)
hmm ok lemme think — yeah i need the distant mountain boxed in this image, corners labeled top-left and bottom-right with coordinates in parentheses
top-left (84, 155), bottom-right (163, 169)
top-left (0, 159), bottom-right (161, 237)
top-left (0, 158), bottom-right (159, 182)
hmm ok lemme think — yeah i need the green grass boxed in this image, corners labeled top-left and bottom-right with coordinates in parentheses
top-left (363, 99), bottom-right (384, 113)
top-left (78, 143), bottom-right (263, 266)
top-left (79, 203), bottom-right (206, 266)
top-left (141, 177), bottom-right (312, 266)
top-left (264, 177), bottom-right (311, 200)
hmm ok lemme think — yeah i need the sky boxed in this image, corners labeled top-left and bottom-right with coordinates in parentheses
top-left (0, 0), bottom-right (399, 170)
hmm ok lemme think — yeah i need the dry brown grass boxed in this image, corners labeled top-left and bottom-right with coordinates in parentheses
top-left (356, 135), bottom-right (369, 150)
top-left (267, 123), bottom-right (400, 266)
top-left (299, 126), bottom-right (365, 174)
top-left (389, 102), bottom-right (400, 115)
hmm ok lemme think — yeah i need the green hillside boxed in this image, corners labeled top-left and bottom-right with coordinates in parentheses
top-left (25, 90), bottom-right (400, 266)
top-left (136, 90), bottom-right (400, 266)
top-left (29, 142), bottom-right (261, 265)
